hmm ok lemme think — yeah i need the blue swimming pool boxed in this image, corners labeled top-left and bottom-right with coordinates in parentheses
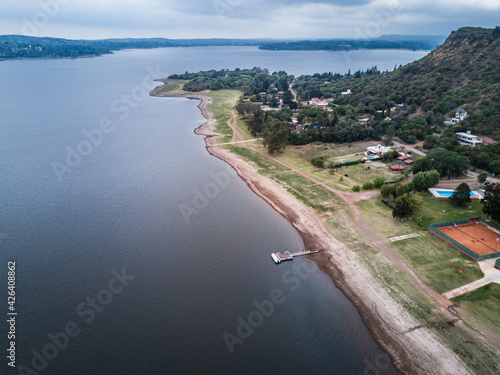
top-left (436, 190), bottom-right (479, 198)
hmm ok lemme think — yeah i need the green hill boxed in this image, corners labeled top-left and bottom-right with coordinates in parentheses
top-left (297, 26), bottom-right (500, 138)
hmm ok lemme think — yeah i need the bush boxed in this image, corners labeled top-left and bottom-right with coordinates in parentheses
top-left (352, 185), bottom-right (361, 192)
top-left (311, 157), bottom-right (325, 168)
top-left (363, 182), bottom-right (374, 190)
top-left (329, 169), bottom-right (335, 175)
top-left (373, 177), bottom-right (385, 188)
top-left (332, 160), bottom-right (363, 168)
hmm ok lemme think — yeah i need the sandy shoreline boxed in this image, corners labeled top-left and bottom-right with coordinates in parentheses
top-left (151, 86), bottom-right (473, 375)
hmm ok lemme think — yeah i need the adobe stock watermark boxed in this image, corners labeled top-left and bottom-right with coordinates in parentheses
top-left (222, 259), bottom-right (317, 354)
top-left (22, 0), bottom-right (71, 36)
top-left (16, 267), bottom-right (135, 375)
top-left (179, 167), bottom-right (234, 224)
top-left (343, 0), bottom-right (403, 64)
top-left (213, 0), bottom-right (242, 19)
top-left (52, 65), bottom-right (167, 182)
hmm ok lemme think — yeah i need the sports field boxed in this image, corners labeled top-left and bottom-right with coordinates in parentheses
top-left (438, 222), bottom-right (500, 256)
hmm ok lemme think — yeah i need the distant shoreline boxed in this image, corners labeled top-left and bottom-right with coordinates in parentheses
top-left (150, 81), bottom-right (473, 375)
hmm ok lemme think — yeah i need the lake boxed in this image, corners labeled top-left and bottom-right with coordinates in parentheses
top-left (0, 46), bottom-right (427, 374)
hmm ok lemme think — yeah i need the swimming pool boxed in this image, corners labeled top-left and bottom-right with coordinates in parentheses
top-left (435, 190), bottom-right (479, 198)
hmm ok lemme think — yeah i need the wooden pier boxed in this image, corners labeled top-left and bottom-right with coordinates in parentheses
top-left (271, 250), bottom-right (319, 264)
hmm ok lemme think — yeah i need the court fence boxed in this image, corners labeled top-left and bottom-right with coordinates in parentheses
top-left (428, 218), bottom-right (500, 261)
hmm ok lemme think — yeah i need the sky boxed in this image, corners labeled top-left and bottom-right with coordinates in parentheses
top-left (1, 0), bottom-right (499, 40)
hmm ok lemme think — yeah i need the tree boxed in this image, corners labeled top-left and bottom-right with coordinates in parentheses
top-left (396, 183), bottom-right (410, 197)
top-left (451, 182), bottom-right (471, 206)
top-left (412, 170), bottom-right (440, 191)
top-left (427, 148), bottom-right (470, 178)
top-left (493, 26), bottom-right (500, 38)
top-left (373, 177), bottom-right (385, 189)
top-left (477, 171), bottom-right (488, 184)
top-left (352, 185), bottom-right (361, 192)
top-left (380, 184), bottom-right (391, 202)
top-left (263, 120), bottom-right (291, 154)
top-left (392, 193), bottom-right (422, 219)
top-left (412, 157), bottom-right (433, 174)
top-left (248, 105), bottom-right (264, 136)
top-left (482, 183), bottom-right (500, 223)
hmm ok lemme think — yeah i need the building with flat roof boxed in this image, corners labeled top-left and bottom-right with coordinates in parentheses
top-left (456, 131), bottom-right (482, 147)
top-left (366, 144), bottom-right (392, 156)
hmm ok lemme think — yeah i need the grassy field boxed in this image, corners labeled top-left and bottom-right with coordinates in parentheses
top-left (451, 284), bottom-right (500, 340)
top-left (250, 142), bottom-right (401, 191)
top-left (226, 145), bottom-right (342, 212)
top-left (155, 79), bottom-right (187, 93)
top-left (357, 197), bottom-right (485, 293)
top-left (205, 90), bottom-right (241, 143)
top-left (411, 192), bottom-right (483, 229)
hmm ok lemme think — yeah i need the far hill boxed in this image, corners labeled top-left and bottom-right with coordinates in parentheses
top-left (295, 26), bottom-right (500, 140)
top-left (0, 35), bottom-right (269, 59)
top-left (258, 34), bottom-right (445, 51)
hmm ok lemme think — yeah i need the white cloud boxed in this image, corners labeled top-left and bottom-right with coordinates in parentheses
top-left (0, 0), bottom-right (498, 39)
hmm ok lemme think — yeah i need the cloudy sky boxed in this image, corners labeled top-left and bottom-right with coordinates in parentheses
top-left (1, 0), bottom-right (499, 39)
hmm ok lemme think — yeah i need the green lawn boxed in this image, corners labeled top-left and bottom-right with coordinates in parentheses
top-left (357, 198), bottom-right (484, 293)
top-left (451, 284), bottom-right (500, 338)
top-left (250, 142), bottom-right (400, 191)
top-left (155, 79), bottom-right (187, 93)
top-left (411, 192), bottom-right (483, 229)
top-left (205, 90), bottom-right (241, 143)
top-left (226, 145), bottom-right (342, 212)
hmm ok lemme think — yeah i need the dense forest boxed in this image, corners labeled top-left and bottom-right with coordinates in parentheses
top-left (259, 35), bottom-right (444, 51)
top-left (169, 27), bottom-right (500, 174)
top-left (0, 35), bottom-right (267, 59)
top-left (0, 34), bottom-right (444, 60)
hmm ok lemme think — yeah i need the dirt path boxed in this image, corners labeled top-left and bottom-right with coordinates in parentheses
top-left (229, 110), bottom-right (244, 142)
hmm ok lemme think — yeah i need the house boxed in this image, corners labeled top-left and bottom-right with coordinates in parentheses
top-left (366, 144), bottom-right (392, 156)
top-left (309, 97), bottom-right (329, 108)
top-left (446, 110), bottom-right (468, 125)
top-left (384, 117), bottom-right (392, 121)
top-left (456, 131), bottom-right (482, 147)
top-left (388, 165), bottom-right (405, 172)
top-left (341, 89), bottom-right (352, 96)
top-left (358, 117), bottom-right (370, 123)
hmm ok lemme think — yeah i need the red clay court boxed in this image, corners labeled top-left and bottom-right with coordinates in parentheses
top-left (438, 222), bottom-right (500, 256)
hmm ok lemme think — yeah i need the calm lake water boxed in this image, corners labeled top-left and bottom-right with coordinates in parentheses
top-left (0, 47), bottom-right (427, 374)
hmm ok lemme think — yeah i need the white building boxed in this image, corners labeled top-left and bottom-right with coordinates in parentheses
top-left (366, 144), bottom-right (392, 156)
top-left (341, 89), bottom-right (352, 96)
top-left (456, 131), bottom-right (482, 147)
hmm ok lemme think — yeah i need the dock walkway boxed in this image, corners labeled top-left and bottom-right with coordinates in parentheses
top-left (271, 250), bottom-right (319, 264)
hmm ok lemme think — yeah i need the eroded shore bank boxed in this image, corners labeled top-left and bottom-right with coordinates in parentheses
top-left (151, 85), bottom-right (473, 375)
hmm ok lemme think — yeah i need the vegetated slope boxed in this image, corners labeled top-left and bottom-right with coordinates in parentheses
top-left (330, 27), bottom-right (500, 139)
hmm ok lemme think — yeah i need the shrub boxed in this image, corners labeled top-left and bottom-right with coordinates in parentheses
top-left (311, 157), bottom-right (325, 168)
top-left (329, 169), bottom-right (335, 175)
top-left (352, 185), bottom-right (361, 192)
top-left (363, 182), bottom-right (374, 190)
top-left (373, 177), bottom-right (385, 188)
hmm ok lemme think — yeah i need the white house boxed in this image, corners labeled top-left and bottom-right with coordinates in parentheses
top-left (456, 131), bottom-right (482, 147)
top-left (366, 144), bottom-right (392, 156)
top-left (448, 110), bottom-right (468, 124)
top-left (341, 89), bottom-right (352, 96)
